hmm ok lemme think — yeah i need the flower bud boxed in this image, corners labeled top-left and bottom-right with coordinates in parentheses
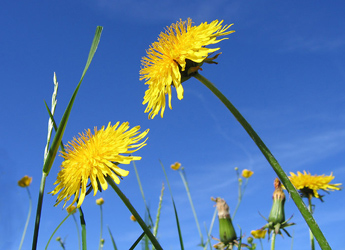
top-left (170, 162), bottom-right (181, 170)
top-left (214, 197), bottom-right (237, 244)
top-left (96, 197), bottom-right (104, 205)
top-left (241, 169), bottom-right (254, 178)
top-left (247, 237), bottom-right (254, 244)
top-left (18, 175), bottom-right (32, 187)
top-left (268, 178), bottom-right (286, 225)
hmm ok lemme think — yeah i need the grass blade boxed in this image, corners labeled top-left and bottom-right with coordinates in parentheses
top-left (42, 26), bottom-right (103, 174)
top-left (107, 226), bottom-right (118, 250)
top-left (159, 160), bottom-right (184, 250)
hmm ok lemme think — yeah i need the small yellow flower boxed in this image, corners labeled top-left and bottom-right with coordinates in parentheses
top-left (130, 215), bottom-right (137, 221)
top-left (50, 122), bottom-right (149, 209)
top-left (170, 162), bottom-right (181, 170)
top-left (241, 169), bottom-right (254, 178)
top-left (18, 175), bottom-right (32, 187)
top-left (140, 18), bottom-right (235, 119)
top-left (66, 205), bottom-right (77, 214)
top-left (96, 198), bottom-right (104, 205)
top-left (288, 171), bottom-right (342, 199)
top-left (251, 229), bottom-right (267, 239)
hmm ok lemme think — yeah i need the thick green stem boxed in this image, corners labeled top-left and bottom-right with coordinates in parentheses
top-left (19, 187), bottom-right (32, 250)
top-left (105, 176), bottom-right (163, 250)
top-left (32, 172), bottom-right (48, 250)
top-left (78, 207), bottom-right (87, 250)
top-left (271, 233), bottom-right (276, 250)
top-left (193, 72), bottom-right (331, 250)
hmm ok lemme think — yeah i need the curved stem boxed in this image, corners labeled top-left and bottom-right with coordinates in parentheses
top-left (19, 187), bottom-right (32, 250)
top-left (193, 72), bottom-right (331, 250)
top-left (105, 176), bottom-right (163, 250)
top-left (72, 214), bottom-right (81, 250)
top-left (45, 213), bottom-right (72, 250)
top-left (32, 172), bottom-right (48, 250)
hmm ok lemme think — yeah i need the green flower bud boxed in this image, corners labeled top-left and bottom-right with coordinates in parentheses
top-left (214, 197), bottom-right (237, 244)
top-left (247, 237), bottom-right (254, 244)
top-left (268, 178), bottom-right (286, 225)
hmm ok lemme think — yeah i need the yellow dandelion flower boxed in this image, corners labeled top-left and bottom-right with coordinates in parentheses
top-left (251, 229), bottom-right (267, 239)
top-left (288, 171), bottom-right (342, 199)
top-left (96, 197), bottom-right (104, 205)
top-left (140, 18), bottom-right (235, 119)
top-left (241, 169), bottom-right (254, 178)
top-left (18, 175), bottom-right (32, 187)
top-left (170, 162), bottom-right (181, 170)
top-left (50, 122), bottom-right (149, 209)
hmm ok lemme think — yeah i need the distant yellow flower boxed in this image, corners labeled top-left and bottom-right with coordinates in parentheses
top-left (18, 175), bottom-right (32, 187)
top-left (130, 215), bottom-right (137, 221)
top-left (66, 205), bottom-right (77, 214)
top-left (170, 162), bottom-right (181, 170)
top-left (50, 122), bottom-right (149, 209)
top-left (288, 171), bottom-right (342, 199)
top-left (140, 18), bottom-right (235, 119)
top-left (251, 229), bottom-right (267, 239)
top-left (96, 198), bottom-right (104, 205)
top-left (241, 169), bottom-right (253, 178)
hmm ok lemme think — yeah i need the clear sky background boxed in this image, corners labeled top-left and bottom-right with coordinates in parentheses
top-left (1, 1), bottom-right (344, 250)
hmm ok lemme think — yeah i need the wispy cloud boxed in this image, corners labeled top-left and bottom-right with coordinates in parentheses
top-left (282, 35), bottom-right (345, 53)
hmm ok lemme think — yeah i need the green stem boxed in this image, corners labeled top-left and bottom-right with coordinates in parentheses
top-left (232, 176), bottom-right (244, 220)
top-left (178, 169), bottom-right (204, 246)
top-left (260, 238), bottom-right (264, 250)
top-left (78, 207), bottom-right (87, 250)
top-left (98, 205), bottom-right (103, 250)
top-left (72, 214), bottom-right (81, 250)
top-left (19, 187), bottom-right (32, 250)
top-left (105, 176), bottom-right (163, 250)
top-left (133, 162), bottom-right (154, 227)
top-left (271, 233), bottom-right (276, 250)
top-left (308, 196), bottom-right (315, 250)
top-left (160, 161), bottom-right (185, 250)
top-left (193, 72), bottom-right (331, 250)
top-left (45, 213), bottom-right (72, 249)
top-left (32, 172), bottom-right (48, 250)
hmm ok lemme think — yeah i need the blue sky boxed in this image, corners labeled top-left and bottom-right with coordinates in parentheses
top-left (1, 1), bottom-right (344, 249)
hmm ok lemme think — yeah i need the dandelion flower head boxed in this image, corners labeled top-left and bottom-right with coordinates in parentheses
top-left (50, 122), bottom-right (149, 209)
top-left (288, 171), bottom-right (342, 199)
top-left (140, 18), bottom-right (235, 119)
